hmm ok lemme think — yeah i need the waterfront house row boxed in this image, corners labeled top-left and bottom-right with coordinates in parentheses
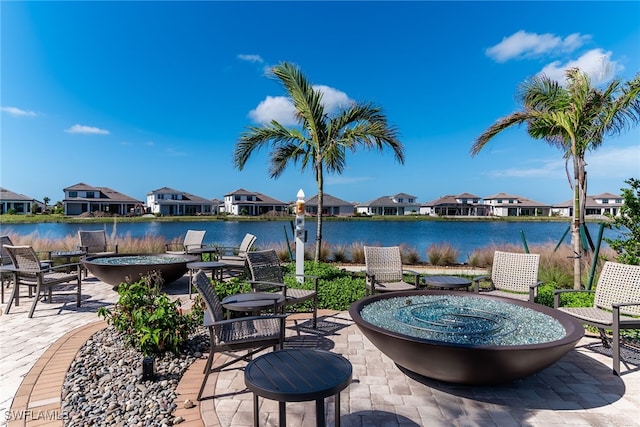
top-left (0, 183), bottom-right (624, 218)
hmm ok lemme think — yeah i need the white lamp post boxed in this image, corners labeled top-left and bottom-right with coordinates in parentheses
top-left (295, 189), bottom-right (306, 282)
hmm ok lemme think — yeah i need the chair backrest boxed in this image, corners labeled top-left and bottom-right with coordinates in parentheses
top-left (594, 261), bottom-right (640, 316)
top-left (183, 230), bottom-right (206, 251)
top-left (246, 250), bottom-right (285, 291)
top-left (193, 270), bottom-right (224, 323)
top-left (3, 245), bottom-right (45, 273)
top-left (78, 230), bottom-right (108, 253)
top-left (1, 235), bottom-right (14, 266)
top-left (491, 251), bottom-right (540, 293)
top-left (364, 246), bottom-right (403, 283)
top-left (238, 233), bottom-right (257, 256)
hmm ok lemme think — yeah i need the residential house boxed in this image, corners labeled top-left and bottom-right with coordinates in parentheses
top-left (482, 192), bottom-right (551, 217)
top-left (552, 193), bottom-right (623, 218)
top-left (356, 193), bottom-right (420, 216)
top-left (0, 188), bottom-right (43, 214)
top-left (147, 187), bottom-right (215, 216)
top-left (224, 188), bottom-right (288, 216)
top-left (303, 193), bottom-right (354, 216)
top-left (421, 193), bottom-right (489, 216)
top-left (63, 183), bottom-right (143, 216)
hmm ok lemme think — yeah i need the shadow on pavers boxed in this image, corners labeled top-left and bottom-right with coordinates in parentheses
top-left (340, 411), bottom-right (420, 427)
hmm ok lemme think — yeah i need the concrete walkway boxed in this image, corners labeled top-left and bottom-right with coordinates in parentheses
top-left (1, 275), bottom-right (639, 426)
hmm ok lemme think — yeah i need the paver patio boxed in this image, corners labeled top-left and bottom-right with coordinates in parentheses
top-left (1, 274), bottom-right (639, 427)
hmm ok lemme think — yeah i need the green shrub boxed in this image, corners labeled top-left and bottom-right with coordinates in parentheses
top-left (536, 283), bottom-right (595, 308)
top-left (284, 261), bottom-right (365, 310)
top-left (97, 272), bottom-right (202, 356)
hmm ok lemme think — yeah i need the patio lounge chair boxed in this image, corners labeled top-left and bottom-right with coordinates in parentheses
top-left (165, 229), bottom-right (206, 255)
top-left (78, 230), bottom-right (118, 256)
top-left (246, 249), bottom-right (319, 328)
top-left (554, 261), bottom-right (640, 375)
top-left (3, 245), bottom-right (81, 318)
top-left (192, 270), bottom-right (286, 400)
top-left (363, 246), bottom-right (420, 296)
top-left (217, 233), bottom-right (257, 272)
top-left (473, 250), bottom-right (541, 303)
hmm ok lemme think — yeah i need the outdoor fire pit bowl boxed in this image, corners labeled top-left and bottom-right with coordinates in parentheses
top-left (349, 290), bottom-right (584, 385)
top-left (83, 253), bottom-right (199, 288)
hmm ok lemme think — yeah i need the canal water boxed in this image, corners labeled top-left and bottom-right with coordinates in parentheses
top-left (0, 219), bottom-right (617, 263)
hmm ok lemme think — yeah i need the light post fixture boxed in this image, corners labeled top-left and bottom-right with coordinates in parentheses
top-left (295, 189), bottom-right (306, 282)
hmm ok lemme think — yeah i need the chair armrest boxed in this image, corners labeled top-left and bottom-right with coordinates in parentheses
top-left (612, 301), bottom-right (640, 309)
top-left (473, 275), bottom-right (491, 293)
top-left (553, 288), bottom-right (594, 308)
top-left (204, 313), bottom-right (288, 328)
top-left (402, 269), bottom-right (421, 287)
top-left (249, 280), bottom-right (287, 296)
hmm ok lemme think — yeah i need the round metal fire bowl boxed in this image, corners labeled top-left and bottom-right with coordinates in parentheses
top-left (82, 253), bottom-right (199, 288)
top-left (349, 290), bottom-right (584, 385)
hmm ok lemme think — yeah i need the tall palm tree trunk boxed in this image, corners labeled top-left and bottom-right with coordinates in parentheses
top-left (571, 142), bottom-right (582, 289)
top-left (315, 164), bottom-right (324, 262)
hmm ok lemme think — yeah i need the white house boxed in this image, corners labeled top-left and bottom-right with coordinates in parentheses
top-left (224, 188), bottom-right (288, 216)
top-left (0, 188), bottom-right (43, 214)
top-left (147, 187), bottom-right (215, 216)
top-left (63, 183), bottom-right (143, 216)
top-left (482, 192), bottom-right (550, 217)
top-left (420, 192), bottom-right (488, 216)
top-left (552, 193), bottom-right (623, 218)
top-left (303, 193), bottom-right (354, 216)
top-left (356, 193), bottom-right (420, 216)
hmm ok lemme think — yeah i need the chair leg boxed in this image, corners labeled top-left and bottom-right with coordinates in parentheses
top-left (612, 307), bottom-right (621, 375)
top-left (76, 273), bottom-right (82, 307)
top-left (29, 282), bottom-right (44, 318)
top-left (4, 274), bottom-right (19, 314)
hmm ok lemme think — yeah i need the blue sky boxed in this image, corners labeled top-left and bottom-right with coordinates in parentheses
top-left (2, 1), bottom-right (639, 207)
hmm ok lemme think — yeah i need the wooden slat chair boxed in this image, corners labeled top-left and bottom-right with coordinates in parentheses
top-left (246, 249), bottom-right (319, 328)
top-left (165, 229), bottom-right (206, 255)
top-left (363, 246), bottom-right (420, 296)
top-left (192, 270), bottom-right (286, 400)
top-left (3, 245), bottom-right (81, 318)
top-left (473, 250), bottom-right (541, 303)
top-left (554, 261), bottom-right (640, 375)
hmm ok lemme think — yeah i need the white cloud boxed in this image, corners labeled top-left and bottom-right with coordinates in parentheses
top-left (485, 157), bottom-right (565, 179)
top-left (249, 96), bottom-right (299, 126)
top-left (486, 30), bottom-right (590, 62)
top-left (586, 145), bottom-right (640, 178)
top-left (65, 124), bottom-right (110, 135)
top-left (1, 106), bottom-right (36, 117)
top-left (538, 49), bottom-right (619, 85)
top-left (248, 85), bottom-right (354, 125)
top-left (237, 54), bottom-right (264, 63)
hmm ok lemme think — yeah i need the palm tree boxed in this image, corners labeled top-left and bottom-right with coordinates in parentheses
top-left (471, 68), bottom-right (640, 289)
top-left (234, 62), bottom-right (405, 261)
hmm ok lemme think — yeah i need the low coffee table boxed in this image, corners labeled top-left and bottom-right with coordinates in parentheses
top-left (244, 348), bottom-right (352, 427)
top-left (422, 275), bottom-right (471, 291)
top-left (187, 261), bottom-right (227, 298)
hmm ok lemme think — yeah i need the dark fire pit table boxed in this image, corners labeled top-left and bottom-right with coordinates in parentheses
top-left (244, 348), bottom-right (352, 427)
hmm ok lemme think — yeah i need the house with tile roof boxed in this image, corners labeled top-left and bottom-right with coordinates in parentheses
top-left (420, 193), bottom-right (489, 216)
top-left (0, 188), bottom-right (43, 214)
top-left (356, 193), bottom-right (420, 216)
top-left (146, 187), bottom-right (216, 216)
top-left (552, 193), bottom-right (623, 218)
top-left (224, 188), bottom-right (288, 216)
top-left (303, 193), bottom-right (355, 216)
top-left (63, 183), bottom-right (143, 216)
top-left (482, 192), bottom-right (551, 217)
